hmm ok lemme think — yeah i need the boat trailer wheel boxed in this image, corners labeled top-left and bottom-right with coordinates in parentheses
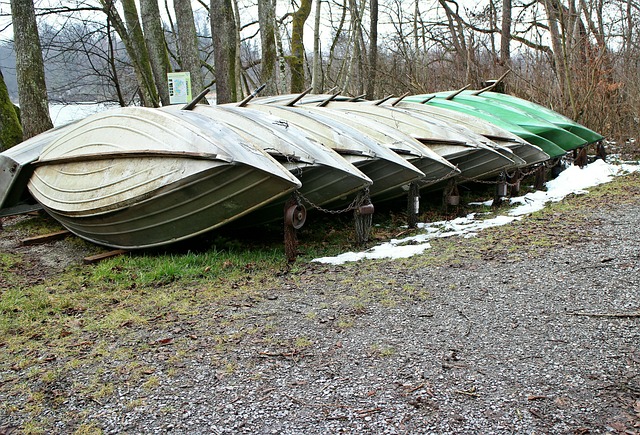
top-left (285, 204), bottom-right (307, 229)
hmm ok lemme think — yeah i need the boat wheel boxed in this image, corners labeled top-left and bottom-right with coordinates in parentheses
top-left (285, 204), bottom-right (307, 229)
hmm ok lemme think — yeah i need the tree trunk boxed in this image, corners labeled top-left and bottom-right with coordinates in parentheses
top-left (289, 0), bottom-right (312, 93)
top-left (106, 20), bottom-right (126, 107)
top-left (343, 0), bottom-right (366, 94)
top-left (258, 0), bottom-right (278, 95)
top-left (211, 0), bottom-right (238, 103)
top-left (311, 0), bottom-right (323, 93)
top-left (141, 0), bottom-right (172, 106)
top-left (542, 0), bottom-right (569, 95)
top-left (500, 0), bottom-right (512, 66)
top-left (326, 0), bottom-right (347, 88)
top-left (438, 0), bottom-right (469, 80)
top-left (10, 0), bottom-right (53, 140)
top-left (121, 0), bottom-right (159, 106)
top-left (366, 0), bottom-right (378, 99)
top-left (175, 0), bottom-right (207, 99)
top-left (232, 0), bottom-right (244, 99)
top-left (0, 69), bottom-right (23, 151)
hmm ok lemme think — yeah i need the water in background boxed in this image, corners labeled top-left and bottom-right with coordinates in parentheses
top-left (49, 103), bottom-right (115, 127)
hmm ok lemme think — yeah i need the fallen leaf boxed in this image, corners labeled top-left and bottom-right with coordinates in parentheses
top-left (151, 337), bottom-right (173, 346)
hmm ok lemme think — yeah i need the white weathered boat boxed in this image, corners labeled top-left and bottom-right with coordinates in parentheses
top-left (307, 101), bottom-right (517, 183)
top-left (279, 105), bottom-right (461, 194)
top-left (234, 103), bottom-right (426, 203)
top-left (27, 107), bottom-right (301, 249)
top-left (161, 104), bottom-right (372, 222)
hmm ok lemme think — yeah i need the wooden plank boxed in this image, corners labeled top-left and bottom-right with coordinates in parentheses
top-left (21, 230), bottom-right (71, 246)
top-left (83, 249), bottom-right (128, 265)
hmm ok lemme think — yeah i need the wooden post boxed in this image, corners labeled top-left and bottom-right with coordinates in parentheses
top-left (534, 165), bottom-right (546, 190)
top-left (407, 182), bottom-right (420, 229)
top-left (284, 195), bottom-right (299, 263)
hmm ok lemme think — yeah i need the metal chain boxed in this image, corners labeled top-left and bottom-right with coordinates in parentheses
top-left (295, 187), bottom-right (370, 215)
top-left (456, 164), bottom-right (545, 186)
top-left (421, 168), bottom-right (462, 186)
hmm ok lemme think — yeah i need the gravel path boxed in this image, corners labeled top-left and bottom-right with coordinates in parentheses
top-left (98, 204), bottom-right (639, 433)
top-left (1, 196), bottom-right (639, 434)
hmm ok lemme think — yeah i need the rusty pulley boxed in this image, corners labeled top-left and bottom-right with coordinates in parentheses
top-left (285, 204), bottom-right (307, 229)
top-left (357, 203), bottom-right (375, 215)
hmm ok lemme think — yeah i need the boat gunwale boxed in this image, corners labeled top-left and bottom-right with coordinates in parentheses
top-left (33, 150), bottom-right (228, 166)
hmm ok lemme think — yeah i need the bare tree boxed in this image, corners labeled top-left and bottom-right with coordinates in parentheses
top-left (366, 0), bottom-right (378, 99)
top-left (258, 0), bottom-right (278, 94)
top-left (289, 0), bottom-right (312, 93)
top-left (10, 0), bottom-right (54, 139)
top-left (210, 0), bottom-right (238, 103)
top-left (141, 0), bottom-right (171, 105)
top-left (100, 0), bottom-right (159, 106)
top-left (311, 0), bottom-right (323, 93)
top-left (501, 0), bottom-right (512, 66)
top-left (175, 0), bottom-right (207, 98)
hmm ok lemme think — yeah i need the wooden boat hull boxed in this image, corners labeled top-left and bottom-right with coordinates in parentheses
top-left (27, 107), bottom-right (301, 249)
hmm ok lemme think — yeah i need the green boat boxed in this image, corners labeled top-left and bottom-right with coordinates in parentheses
top-left (405, 95), bottom-right (567, 159)
top-left (455, 90), bottom-right (604, 144)
top-left (425, 92), bottom-right (588, 152)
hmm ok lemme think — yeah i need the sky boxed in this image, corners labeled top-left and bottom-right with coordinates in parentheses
top-left (312, 160), bottom-right (640, 265)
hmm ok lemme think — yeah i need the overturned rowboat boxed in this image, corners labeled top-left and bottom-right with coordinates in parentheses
top-left (27, 107), bottom-right (301, 249)
top-left (268, 104), bottom-right (460, 191)
top-left (161, 104), bottom-right (372, 223)
top-left (388, 100), bottom-right (550, 166)
top-left (404, 95), bottom-right (568, 159)
top-left (451, 90), bottom-right (604, 144)
top-left (300, 100), bottom-right (518, 184)
top-left (234, 102), bottom-right (426, 203)
top-left (413, 93), bottom-right (587, 153)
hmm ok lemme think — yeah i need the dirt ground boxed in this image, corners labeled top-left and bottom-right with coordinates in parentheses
top-left (1, 170), bottom-right (639, 434)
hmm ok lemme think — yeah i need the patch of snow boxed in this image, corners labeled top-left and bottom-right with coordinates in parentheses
top-left (313, 160), bottom-right (639, 264)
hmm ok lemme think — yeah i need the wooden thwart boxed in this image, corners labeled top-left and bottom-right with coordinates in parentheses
top-left (83, 249), bottom-right (128, 264)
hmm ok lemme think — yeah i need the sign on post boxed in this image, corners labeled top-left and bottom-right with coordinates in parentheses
top-left (167, 72), bottom-right (192, 105)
